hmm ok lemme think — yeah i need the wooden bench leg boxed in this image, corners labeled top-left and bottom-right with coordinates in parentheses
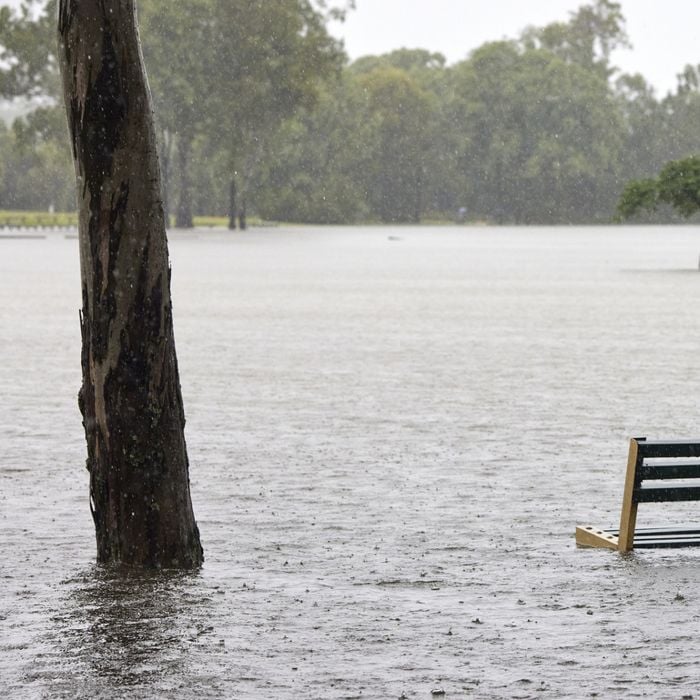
top-left (618, 438), bottom-right (640, 552)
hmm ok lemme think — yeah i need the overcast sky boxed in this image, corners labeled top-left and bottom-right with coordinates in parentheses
top-left (330, 0), bottom-right (700, 96)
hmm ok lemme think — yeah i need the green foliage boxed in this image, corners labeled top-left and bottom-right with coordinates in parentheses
top-left (0, 0), bottom-right (58, 98)
top-left (617, 157), bottom-right (700, 220)
top-left (204, 0), bottom-right (345, 192)
top-left (139, 0), bottom-right (344, 223)
top-left (357, 66), bottom-right (437, 222)
top-left (255, 76), bottom-right (372, 223)
top-left (255, 52), bottom-right (455, 224)
top-left (139, 0), bottom-right (212, 136)
top-left (0, 105), bottom-right (74, 211)
top-left (449, 39), bottom-right (624, 223)
top-left (349, 48), bottom-right (446, 77)
top-left (616, 178), bottom-right (660, 220)
top-left (311, 0), bottom-right (355, 22)
top-left (520, 0), bottom-right (628, 79)
top-left (657, 158), bottom-right (700, 216)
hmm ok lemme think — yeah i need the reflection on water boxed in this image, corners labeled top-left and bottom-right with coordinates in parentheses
top-left (67, 568), bottom-right (199, 690)
top-left (4, 226), bottom-right (700, 698)
top-left (25, 566), bottom-right (214, 696)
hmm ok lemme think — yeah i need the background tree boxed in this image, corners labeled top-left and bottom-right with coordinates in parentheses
top-left (617, 156), bottom-right (700, 220)
top-left (520, 0), bottom-right (629, 80)
top-left (0, 0), bottom-right (58, 99)
top-left (449, 39), bottom-right (625, 223)
top-left (614, 66), bottom-right (700, 222)
top-left (10, 105), bottom-right (74, 210)
top-left (349, 47), bottom-right (446, 77)
top-left (0, 0), bottom-right (72, 212)
top-left (255, 76), bottom-right (372, 223)
top-left (204, 0), bottom-right (344, 229)
top-left (138, 0), bottom-right (214, 227)
top-left (57, 0), bottom-right (203, 568)
top-left (355, 66), bottom-right (436, 223)
top-left (349, 49), bottom-right (452, 222)
top-left (615, 72), bottom-right (667, 181)
top-left (661, 66), bottom-right (700, 163)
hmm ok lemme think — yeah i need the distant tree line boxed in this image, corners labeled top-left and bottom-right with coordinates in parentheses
top-left (1, 0), bottom-right (700, 226)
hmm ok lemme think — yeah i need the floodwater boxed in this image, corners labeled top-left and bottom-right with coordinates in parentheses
top-left (3, 225), bottom-right (700, 699)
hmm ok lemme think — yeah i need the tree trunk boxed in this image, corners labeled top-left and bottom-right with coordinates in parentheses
top-left (159, 128), bottom-right (173, 227)
top-left (413, 166), bottom-right (423, 224)
top-left (57, 0), bottom-right (203, 568)
top-left (228, 178), bottom-right (237, 230)
top-left (238, 193), bottom-right (247, 230)
top-left (175, 135), bottom-right (193, 228)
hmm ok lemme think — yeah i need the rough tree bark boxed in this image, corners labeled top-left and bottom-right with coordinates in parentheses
top-left (57, 0), bottom-right (203, 568)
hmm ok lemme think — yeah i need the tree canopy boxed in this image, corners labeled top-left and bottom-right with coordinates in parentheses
top-left (617, 156), bottom-right (700, 220)
top-left (3, 0), bottom-right (700, 225)
top-left (0, 0), bottom-right (58, 99)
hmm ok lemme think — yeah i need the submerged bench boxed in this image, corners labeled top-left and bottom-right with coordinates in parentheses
top-left (576, 437), bottom-right (700, 552)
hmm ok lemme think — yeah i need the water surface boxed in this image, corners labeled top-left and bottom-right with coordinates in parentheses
top-left (3, 225), bottom-right (700, 698)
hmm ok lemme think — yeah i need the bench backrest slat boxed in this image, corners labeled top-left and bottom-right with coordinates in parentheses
top-left (637, 440), bottom-right (700, 459)
top-left (639, 462), bottom-right (700, 480)
top-left (635, 485), bottom-right (700, 503)
top-left (619, 437), bottom-right (700, 552)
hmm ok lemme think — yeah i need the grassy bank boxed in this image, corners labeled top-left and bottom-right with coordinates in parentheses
top-left (0, 210), bottom-right (463, 229)
top-left (0, 210), bottom-right (78, 228)
top-left (0, 210), bottom-right (267, 229)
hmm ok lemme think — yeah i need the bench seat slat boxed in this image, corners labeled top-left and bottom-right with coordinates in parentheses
top-left (607, 524), bottom-right (700, 536)
top-left (634, 537), bottom-right (700, 548)
top-left (578, 525), bottom-right (700, 549)
top-left (633, 526), bottom-right (700, 547)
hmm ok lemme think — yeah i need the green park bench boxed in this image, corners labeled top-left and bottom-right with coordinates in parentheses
top-left (576, 437), bottom-right (700, 552)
